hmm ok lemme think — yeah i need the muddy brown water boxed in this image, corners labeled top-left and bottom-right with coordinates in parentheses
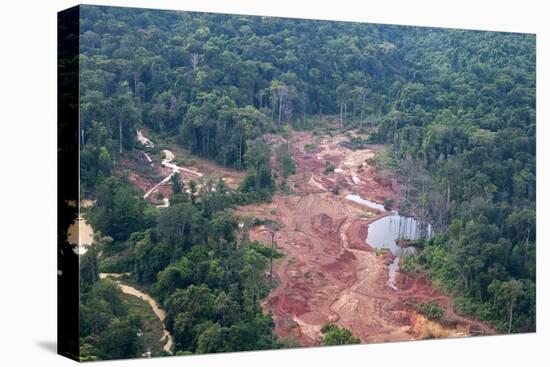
top-left (71, 192), bottom-right (174, 354)
top-left (99, 273), bottom-right (174, 354)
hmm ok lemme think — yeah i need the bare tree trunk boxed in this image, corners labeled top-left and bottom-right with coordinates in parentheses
top-left (270, 231), bottom-right (275, 284)
top-left (344, 102), bottom-right (347, 127)
top-left (360, 95), bottom-right (365, 128)
top-left (339, 104), bottom-right (343, 128)
top-left (239, 136), bottom-right (243, 167)
top-left (421, 179), bottom-right (425, 229)
top-left (190, 53), bottom-right (200, 70)
top-left (278, 95), bottom-right (283, 124)
top-left (393, 116), bottom-right (397, 142)
top-left (447, 182), bottom-right (451, 214)
top-left (119, 119), bottom-right (123, 155)
top-left (193, 129), bottom-right (198, 153)
top-left (206, 128), bottom-right (210, 158)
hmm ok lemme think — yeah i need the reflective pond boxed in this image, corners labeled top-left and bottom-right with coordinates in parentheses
top-left (365, 208), bottom-right (432, 288)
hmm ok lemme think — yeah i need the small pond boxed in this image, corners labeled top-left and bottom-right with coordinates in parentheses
top-left (368, 213), bottom-right (431, 288)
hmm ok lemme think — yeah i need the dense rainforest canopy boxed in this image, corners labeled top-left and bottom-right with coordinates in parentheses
top-left (76, 5), bottom-right (536, 359)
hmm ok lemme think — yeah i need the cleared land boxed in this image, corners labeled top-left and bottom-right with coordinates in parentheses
top-left (128, 128), bottom-right (496, 345)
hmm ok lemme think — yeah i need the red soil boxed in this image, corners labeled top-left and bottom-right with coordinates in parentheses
top-left (235, 130), bottom-right (496, 345)
top-left (120, 143), bottom-right (246, 205)
top-left (126, 129), bottom-right (497, 345)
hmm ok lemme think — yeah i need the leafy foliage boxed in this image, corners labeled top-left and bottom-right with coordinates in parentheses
top-left (320, 324), bottom-right (360, 345)
top-left (85, 173), bottom-right (280, 355)
top-left (416, 302), bottom-right (444, 320)
top-left (79, 276), bottom-right (144, 360)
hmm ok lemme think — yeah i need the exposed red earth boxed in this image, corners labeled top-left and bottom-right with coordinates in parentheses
top-left (122, 131), bottom-right (245, 205)
top-left (128, 129), bottom-right (496, 346)
top-left (236, 130), bottom-right (496, 344)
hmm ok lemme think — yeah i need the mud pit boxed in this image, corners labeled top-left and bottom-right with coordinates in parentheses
top-left (236, 130), bottom-right (495, 345)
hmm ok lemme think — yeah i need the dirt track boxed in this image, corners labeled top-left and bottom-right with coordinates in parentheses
top-left (128, 130), bottom-right (244, 207)
top-left (128, 130), bottom-right (245, 205)
top-left (235, 130), bottom-right (496, 345)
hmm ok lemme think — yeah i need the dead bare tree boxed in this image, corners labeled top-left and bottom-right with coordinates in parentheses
top-left (190, 53), bottom-right (201, 70)
top-left (265, 221), bottom-right (281, 284)
top-left (277, 85), bottom-right (289, 124)
top-left (256, 89), bottom-right (266, 109)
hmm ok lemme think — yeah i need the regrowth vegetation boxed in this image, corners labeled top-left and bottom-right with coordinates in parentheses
top-left (319, 324), bottom-right (361, 346)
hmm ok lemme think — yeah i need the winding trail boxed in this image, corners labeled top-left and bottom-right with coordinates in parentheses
top-left (160, 149), bottom-right (203, 178)
top-left (138, 131), bottom-right (203, 203)
top-left (99, 273), bottom-right (174, 354)
top-left (143, 150), bottom-right (179, 200)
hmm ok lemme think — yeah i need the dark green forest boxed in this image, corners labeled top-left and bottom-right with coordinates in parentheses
top-left (76, 5), bottom-right (535, 359)
top-left (80, 184), bottom-right (281, 359)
